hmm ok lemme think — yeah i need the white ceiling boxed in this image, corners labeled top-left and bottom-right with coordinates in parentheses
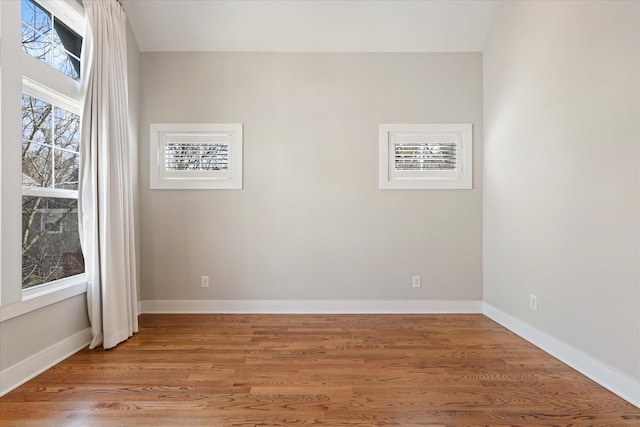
top-left (123, 0), bottom-right (503, 53)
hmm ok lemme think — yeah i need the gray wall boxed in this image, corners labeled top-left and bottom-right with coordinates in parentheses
top-left (139, 53), bottom-right (483, 302)
top-left (483, 0), bottom-right (640, 380)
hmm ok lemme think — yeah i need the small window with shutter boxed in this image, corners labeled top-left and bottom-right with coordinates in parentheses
top-left (379, 124), bottom-right (472, 189)
top-left (150, 123), bottom-right (243, 189)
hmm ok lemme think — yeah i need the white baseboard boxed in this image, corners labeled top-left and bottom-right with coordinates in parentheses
top-left (139, 299), bottom-right (483, 314)
top-left (0, 327), bottom-right (91, 397)
top-left (483, 303), bottom-right (640, 408)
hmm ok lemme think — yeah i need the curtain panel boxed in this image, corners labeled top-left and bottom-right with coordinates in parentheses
top-left (79, 0), bottom-right (138, 349)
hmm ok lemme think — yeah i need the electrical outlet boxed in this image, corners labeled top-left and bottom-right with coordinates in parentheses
top-left (530, 294), bottom-right (538, 311)
top-left (412, 275), bottom-right (421, 288)
top-left (201, 276), bottom-right (209, 288)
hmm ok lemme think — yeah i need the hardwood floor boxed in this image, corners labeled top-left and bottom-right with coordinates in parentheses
top-left (1, 314), bottom-right (638, 426)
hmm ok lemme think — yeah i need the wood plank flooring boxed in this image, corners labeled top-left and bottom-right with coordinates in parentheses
top-left (1, 314), bottom-right (638, 426)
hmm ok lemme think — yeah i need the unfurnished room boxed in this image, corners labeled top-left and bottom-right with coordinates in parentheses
top-left (0, 0), bottom-right (639, 425)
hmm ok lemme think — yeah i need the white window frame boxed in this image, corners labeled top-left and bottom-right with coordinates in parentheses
top-left (0, 0), bottom-right (86, 315)
top-left (379, 123), bottom-right (473, 190)
top-left (21, 65), bottom-right (84, 293)
top-left (150, 123), bottom-right (243, 190)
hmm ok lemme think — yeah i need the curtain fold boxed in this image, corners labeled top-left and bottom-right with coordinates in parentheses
top-left (79, 0), bottom-right (138, 349)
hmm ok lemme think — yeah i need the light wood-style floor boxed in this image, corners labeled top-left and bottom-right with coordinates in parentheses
top-left (1, 314), bottom-right (638, 426)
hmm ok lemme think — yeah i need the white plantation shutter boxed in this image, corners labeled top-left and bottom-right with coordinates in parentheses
top-left (150, 124), bottom-right (243, 189)
top-left (379, 124), bottom-right (472, 189)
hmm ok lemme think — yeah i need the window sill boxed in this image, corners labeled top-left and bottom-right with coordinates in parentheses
top-left (0, 275), bottom-right (87, 322)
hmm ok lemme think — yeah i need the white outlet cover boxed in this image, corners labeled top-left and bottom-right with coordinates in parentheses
top-left (412, 276), bottom-right (421, 288)
top-left (201, 276), bottom-right (209, 288)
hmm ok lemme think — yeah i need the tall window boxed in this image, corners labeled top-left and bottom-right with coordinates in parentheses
top-left (20, 0), bottom-right (84, 289)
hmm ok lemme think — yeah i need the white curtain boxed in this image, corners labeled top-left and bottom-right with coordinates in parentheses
top-left (79, 0), bottom-right (138, 349)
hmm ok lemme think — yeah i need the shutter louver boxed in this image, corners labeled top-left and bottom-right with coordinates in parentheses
top-left (165, 143), bottom-right (228, 171)
top-left (394, 142), bottom-right (457, 171)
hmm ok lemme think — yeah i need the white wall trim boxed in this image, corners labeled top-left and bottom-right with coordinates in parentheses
top-left (0, 327), bottom-right (91, 397)
top-left (140, 299), bottom-right (483, 314)
top-left (483, 303), bottom-right (640, 409)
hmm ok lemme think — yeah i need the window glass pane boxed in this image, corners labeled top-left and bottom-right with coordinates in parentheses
top-left (21, 0), bottom-right (52, 67)
top-left (22, 94), bottom-right (53, 187)
top-left (53, 18), bottom-right (82, 80)
top-left (22, 94), bottom-right (52, 146)
top-left (22, 196), bottom-right (84, 288)
top-left (54, 150), bottom-right (79, 190)
top-left (21, 0), bottom-right (51, 36)
top-left (51, 44), bottom-right (74, 80)
top-left (53, 106), bottom-right (80, 189)
top-left (21, 23), bottom-right (51, 63)
top-left (22, 142), bottom-right (53, 187)
top-left (53, 106), bottom-right (80, 152)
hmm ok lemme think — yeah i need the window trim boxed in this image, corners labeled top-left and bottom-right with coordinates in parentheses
top-left (150, 123), bottom-right (244, 190)
top-left (23, 76), bottom-right (81, 115)
top-left (0, 274), bottom-right (86, 321)
top-left (379, 123), bottom-right (473, 190)
top-left (23, 186), bottom-right (78, 199)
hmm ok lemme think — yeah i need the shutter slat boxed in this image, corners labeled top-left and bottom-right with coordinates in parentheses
top-left (165, 142), bottom-right (229, 171)
top-left (394, 142), bottom-right (457, 171)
